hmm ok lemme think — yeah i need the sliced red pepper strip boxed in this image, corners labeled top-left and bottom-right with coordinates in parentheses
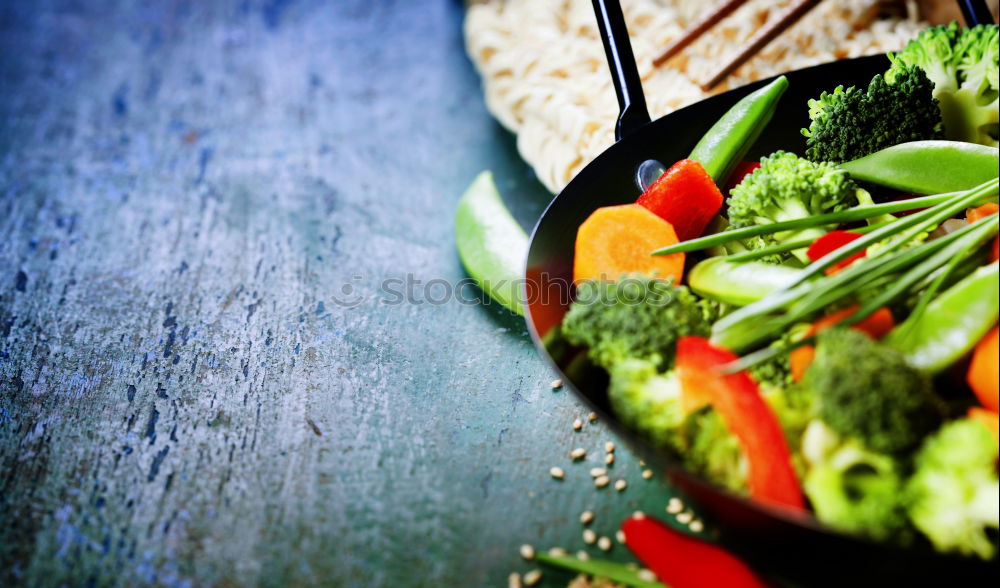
top-left (676, 337), bottom-right (806, 510)
top-left (621, 516), bottom-right (771, 588)
top-left (637, 159), bottom-right (724, 241)
top-left (806, 231), bottom-right (866, 275)
top-left (722, 161), bottom-right (761, 194)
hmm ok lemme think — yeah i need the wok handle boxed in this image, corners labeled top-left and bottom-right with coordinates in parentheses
top-left (956, 0), bottom-right (995, 25)
top-left (592, 0), bottom-right (651, 141)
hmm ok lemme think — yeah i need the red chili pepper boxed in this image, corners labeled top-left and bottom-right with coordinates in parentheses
top-left (806, 230), bottom-right (866, 275)
top-left (676, 337), bottom-right (806, 510)
top-left (723, 161), bottom-right (761, 194)
top-left (621, 516), bottom-right (771, 588)
top-left (637, 159), bottom-right (724, 241)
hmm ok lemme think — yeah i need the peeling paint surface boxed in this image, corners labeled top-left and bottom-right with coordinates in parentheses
top-left (0, 1), bottom-right (679, 585)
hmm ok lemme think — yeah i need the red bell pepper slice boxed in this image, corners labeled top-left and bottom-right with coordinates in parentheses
top-left (805, 230), bottom-right (866, 275)
top-left (723, 161), bottom-right (761, 194)
top-left (637, 159), bottom-right (724, 241)
top-left (676, 337), bottom-right (806, 510)
top-left (621, 516), bottom-right (771, 588)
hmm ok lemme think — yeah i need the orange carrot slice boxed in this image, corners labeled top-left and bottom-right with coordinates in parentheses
top-left (967, 327), bottom-right (999, 412)
top-left (573, 204), bottom-right (685, 283)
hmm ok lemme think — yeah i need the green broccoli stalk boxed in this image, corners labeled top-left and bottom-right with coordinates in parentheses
top-left (800, 421), bottom-right (912, 542)
top-left (562, 277), bottom-right (714, 372)
top-left (607, 359), bottom-right (746, 492)
top-left (805, 328), bottom-right (945, 455)
top-left (802, 66), bottom-right (943, 163)
top-left (887, 22), bottom-right (999, 147)
top-left (726, 151), bottom-right (865, 264)
top-left (906, 418), bottom-right (999, 560)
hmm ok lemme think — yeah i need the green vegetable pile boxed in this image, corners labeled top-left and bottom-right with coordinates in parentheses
top-left (560, 22), bottom-right (1000, 562)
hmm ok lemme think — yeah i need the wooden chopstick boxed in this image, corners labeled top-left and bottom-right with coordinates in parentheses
top-left (652, 0), bottom-right (750, 68)
top-left (700, 0), bottom-right (824, 91)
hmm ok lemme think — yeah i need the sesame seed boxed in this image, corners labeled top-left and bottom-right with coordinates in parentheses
top-left (614, 479), bottom-right (627, 492)
top-left (550, 379), bottom-right (563, 390)
top-left (642, 469), bottom-right (653, 479)
top-left (582, 529), bottom-right (597, 544)
top-left (597, 536), bottom-right (612, 551)
top-left (576, 550), bottom-right (590, 561)
top-left (572, 418), bottom-right (583, 431)
top-left (587, 412), bottom-right (598, 422)
top-left (632, 510), bottom-right (645, 519)
top-left (579, 510), bottom-right (594, 525)
top-left (616, 530), bottom-right (626, 544)
top-left (549, 466), bottom-right (565, 480)
top-left (508, 572), bottom-right (522, 588)
top-left (677, 511), bottom-right (693, 524)
top-left (594, 475), bottom-right (610, 488)
top-left (547, 547), bottom-right (568, 557)
top-left (638, 569), bottom-right (657, 582)
top-left (604, 453), bottom-right (615, 465)
top-left (523, 569), bottom-right (543, 586)
top-left (666, 497), bottom-right (683, 514)
top-left (689, 519), bottom-right (704, 533)
top-left (519, 544), bottom-right (535, 560)
top-left (589, 467), bottom-right (606, 478)
top-left (639, 459), bottom-right (646, 466)
top-left (604, 441), bottom-right (616, 453)
top-left (570, 448), bottom-right (586, 460)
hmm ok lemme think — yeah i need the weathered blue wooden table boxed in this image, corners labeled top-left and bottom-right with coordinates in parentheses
top-left (0, 1), bottom-right (679, 585)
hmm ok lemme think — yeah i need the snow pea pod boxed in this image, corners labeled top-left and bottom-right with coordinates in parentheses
top-left (840, 141), bottom-right (1000, 195)
top-left (885, 262), bottom-right (999, 373)
top-left (688, 257), bottom-right (802, 306)
top-left (688, 76), bottom-right (788, 186)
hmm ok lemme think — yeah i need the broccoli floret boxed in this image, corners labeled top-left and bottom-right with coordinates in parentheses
top-left (607, 359), bottom-right (688, 451)
top-left (562, 277), bottom-right (714, 372)
top-left (805, 328), bottom-right (944, 455)
top-left (726, 152), bottom-right (864, 264)
top-left (801, 421), bottom-right (912, 542)
top-left (682, 406), bottom-right (746, 493)
top-left (906, 418), bottom-right (999, 560)
top-left (607, 359), bottom-right (747, 492)
top-left (802, 66), bottom-right (943, 163)
top-left (888, 22), bottom-right (999, 147)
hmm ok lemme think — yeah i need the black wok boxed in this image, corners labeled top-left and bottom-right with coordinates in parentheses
top-left (523, 0), bottom-right (998, 585)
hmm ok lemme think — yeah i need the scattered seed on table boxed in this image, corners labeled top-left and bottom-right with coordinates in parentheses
top-left (588, 412), bottom-right (598, 422)
top-left (572, 418), bottom-right (583, 431)
top-left (548, 547), bottom-right (568, 557)
top-left (616, 530), bottom-right (626, 544)
top-left (689, 519), bottom-right (704, 533)
top-left (604, 453), bottom-right (615, 465)
top-left (639, 459), bottom-right (646, 467)
top-left (632, 510), bottom-right (645, 519)
top-left (638, 569), bottom-right (657, 582)
top-left (594, 475), bottom-right (610, 488)
top-left (570, 448), bottom-right (586, 460)
top-left (589, 467), bottom-right (606, 478)
top-left (579, 510), bottom-right (594, 525)
top-left (677, 511), bottom-right (693, 524)
top-left (604, 441), bottom-right (616, 453)
top-left (614, 479), bottom-right (627, 492)
top-left (508, 572), bottom-right (522, 588)
top-left (523, 569), bottom-right (543, 586)
top-left (550, 379), bottom-right (563, 390)
top-left (549, 467), bottom-right (565, 480)
top-left (597, 536), bottom-right (612, 551)
top-left (582, 529), bottom-right (597, 544)
top-left (666, 497), bottom-right (683, 514)
top-left (519, 544), bottom-right (535, 561)
top-left (642, 469), bottom-right (653, 480)
top-left (576, 550), bottom-right (590, 561)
